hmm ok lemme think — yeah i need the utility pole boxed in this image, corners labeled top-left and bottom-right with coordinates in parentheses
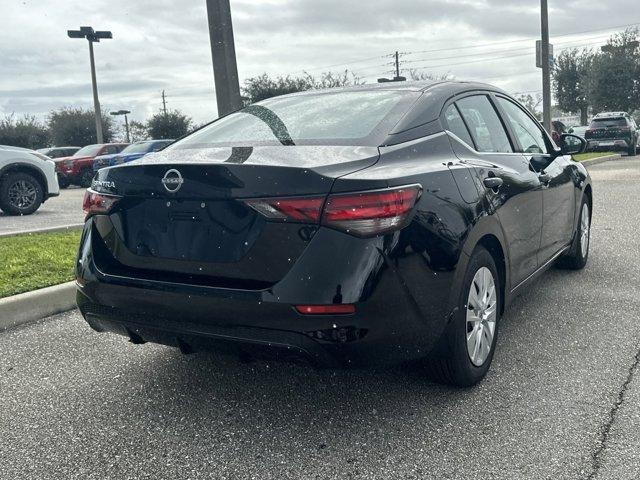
top-left (206, 0), bottom-right (242, 117)
top-left (378, 51), bottom-right (406, 83)
top-left (395, 51), bottom-right (400, 79)
top-left (110, 110), bottom-right (131, 143)
top-left (540, 0), bottom-right (552, 133)
top-left (68, 26), bottom-right (112, 143)
top-left (161, 90), bottom-right (168, 116)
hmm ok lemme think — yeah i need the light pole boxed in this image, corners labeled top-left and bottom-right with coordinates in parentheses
top-left (110, 110), bottom-right (131, 143)
top-left (206, 0), bottom-right (242, 116)
top-left (540, 0), bottom-right (552, 133)
top-left (68, 26), bottom-right (112, 143)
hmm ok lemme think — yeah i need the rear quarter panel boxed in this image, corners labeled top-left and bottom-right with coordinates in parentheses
top-left (331, 132), bottom-right (485, 345)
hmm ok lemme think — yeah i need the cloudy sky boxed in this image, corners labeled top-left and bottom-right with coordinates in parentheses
top-left (0, 0), bottom-right (638, 128)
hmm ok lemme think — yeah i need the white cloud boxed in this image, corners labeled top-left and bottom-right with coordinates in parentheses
top-left (0, 0), bottom-right (637, 124)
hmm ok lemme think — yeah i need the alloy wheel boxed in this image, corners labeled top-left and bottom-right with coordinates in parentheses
top-left (8, 180), bottom-right (37, 210)
top-left (466, 267), bottom-right (498, 367)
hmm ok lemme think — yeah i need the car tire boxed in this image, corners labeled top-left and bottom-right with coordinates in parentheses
top-left (424, 246), bottom-right (501, 387)
top-left (0, 172), bottom-right (44, 216)
top-left (556, 195), bottom-right (591, 270)
top-left (79, 169), bottom-right (94, 188)
top-left (57, 174), bottom-right (70, 189)
top-left (628, 142), bottom-right (637, 157)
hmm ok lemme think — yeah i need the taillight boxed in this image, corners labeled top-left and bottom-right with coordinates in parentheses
top-left (82, 189), bottom-right (121, 217)
top-left (620, 126), bottom-right (631, 131)
top-left (244, 196), bottom-right (324, 222)
top-left (322, 185), bottom-right (421, 237)
top-left (244, 184), bottom-right (422, 237)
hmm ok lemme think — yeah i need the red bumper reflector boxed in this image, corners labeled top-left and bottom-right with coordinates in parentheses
top-left (294, 304), bottom-right (356, 315)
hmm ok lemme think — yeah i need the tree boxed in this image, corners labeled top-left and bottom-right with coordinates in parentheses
top-left (147, 110), bottom-right (192, 139)
top-left (128, 120), bottom-right (149, 142)
top-left (47, 108), bottom-right (113, 146)
top-left (0, 114), bottom-right (49, 149)
top-left (589, 28), bottom-right (640, 113)
top-left (242, 70), bottom-right (362, 104)
top-left (408, 69), bottom-right (453, 81)
top-left (516, 94), bottom-right (543, 120)
top-left (553, 48), bottom-right (593, 125)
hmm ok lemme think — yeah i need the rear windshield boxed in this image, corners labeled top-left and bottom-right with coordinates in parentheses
top-left (170, 90), bottom-right (419, 148)
top-left (73, 144), bottom-right (102, 157)
top-left (590, 118), bottom-right (627, 128)
top-left (121, 142), bottom-right (153, 154)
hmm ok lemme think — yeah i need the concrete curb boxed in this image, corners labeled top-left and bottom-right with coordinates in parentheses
top-left (581, 154), bottom-right (623, 167)
top-left (0, 282), bottom-right (76, 331)
top-left (0, 224), bottom-right (84, 238)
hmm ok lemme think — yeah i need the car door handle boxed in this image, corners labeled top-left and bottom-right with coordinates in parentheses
top-left (539, 173), bottom-right (551, 184)
top-left (483, 177), bottom-right (504, 190)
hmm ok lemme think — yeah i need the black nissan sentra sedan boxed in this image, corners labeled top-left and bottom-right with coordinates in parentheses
top-left (77, 81), bottom-right (592, 387)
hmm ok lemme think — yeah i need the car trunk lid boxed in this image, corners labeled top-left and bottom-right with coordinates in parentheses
top-left (90, 145), bottom-right (379, 287)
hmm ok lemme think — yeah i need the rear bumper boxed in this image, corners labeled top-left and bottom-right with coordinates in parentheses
top-left (587, 138), bottom-right (631, 151)
top-left (77, 277), bottom-right (441, 368)
top-left (76, 217), bottom-right (462, 368)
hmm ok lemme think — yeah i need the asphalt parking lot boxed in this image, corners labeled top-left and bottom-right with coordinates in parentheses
top-left (1, 157), bottom-right (639, 479)
top-left (0, 187), bottom-right (85, 235)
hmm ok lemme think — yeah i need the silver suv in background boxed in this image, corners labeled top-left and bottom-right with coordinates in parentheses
top-left (0, 145), bottom-right (60, 215)
top-left (585, 112), bottom-right (639, 156)
top-left (36, 146), bottom-right (81, 159)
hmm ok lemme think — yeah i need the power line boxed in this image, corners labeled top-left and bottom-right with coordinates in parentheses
top-left (280, 21), bottom-right (639, 80)
top-left (397, 39), bottom-right (612, 74)
top-left (401, 21), bottom-right (640, 56)
top-left (400, 32), bottom-right (614, 66)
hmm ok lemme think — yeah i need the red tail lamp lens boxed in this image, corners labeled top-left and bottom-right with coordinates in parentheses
top-left (295, 304), bottom-right (356, 315)
top-left (244, 185), bottom-right (421, 237)
top-left (322, 185), bottom-right (421, 236)
top-left (244, 196), bottom-right (324, 222)
top-left (83, 189), bottom-right (121, 216)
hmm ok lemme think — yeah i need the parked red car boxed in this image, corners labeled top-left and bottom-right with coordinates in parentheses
top-left (55, 143), bottom-right (128, 188)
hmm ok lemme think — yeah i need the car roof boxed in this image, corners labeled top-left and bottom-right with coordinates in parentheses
top-left (269, 80), bottom-right (511, 137)
top-left (279, 80), bottom-right (507, 97)
top-left (594, 112), bottom-right (627, 118)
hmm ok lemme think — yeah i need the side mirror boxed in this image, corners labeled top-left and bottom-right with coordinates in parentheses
top-left (560, 133), bottom-right (587, 155)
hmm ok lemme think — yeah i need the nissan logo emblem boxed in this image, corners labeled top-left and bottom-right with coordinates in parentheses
top-left (162, 169), bottom-right (184, 193)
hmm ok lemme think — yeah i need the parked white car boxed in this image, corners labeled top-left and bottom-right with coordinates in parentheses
top-left (0, 145), bottom-right (60, 215)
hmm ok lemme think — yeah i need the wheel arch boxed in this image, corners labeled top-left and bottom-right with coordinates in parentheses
top-left (459, 216), bottom-right (511, 314)
top-left (0, 162), bottom-right (48, 196)
top-left (476, 234), bottom-right (507, 315)
top-left (583, 183), bottom-right (593, 211)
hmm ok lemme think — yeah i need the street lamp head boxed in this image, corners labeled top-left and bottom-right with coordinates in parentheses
top-left (94, 31), bottom-right (113, 40)
top-left (67, 26), bottom-right (112, 42)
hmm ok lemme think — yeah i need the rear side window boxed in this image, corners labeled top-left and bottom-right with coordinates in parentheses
top-left (456, 95), bottom-right (513, 153)
top-left (444, 104), bottom-right (474, 147)
top-left (590, 118), bottom-right (627, 128)
top-left (497, 98), bottom-right (549, 154)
